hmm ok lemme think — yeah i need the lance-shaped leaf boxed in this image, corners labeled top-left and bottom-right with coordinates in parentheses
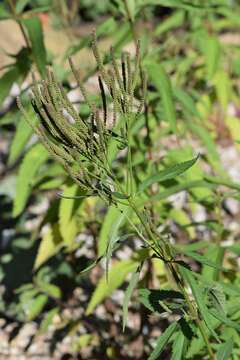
top-left (13, 143), bottom-right (49, 217)
top-left (34, 224), bottom-right (63, 270)
top-left (180, 250), bottom-right (227, 272)
top-left (139, 156), bottom-right (199, 192)
top-left (122, 265), bottom-right (141, 331)
top-left (145, 61), bottom-right (177, 133)
top-left (148, 322), bottom-right (178, 360)
top-left (22, 17), bottom-right (47, 76)
top-left (86, 259), bottom-right (138, 315)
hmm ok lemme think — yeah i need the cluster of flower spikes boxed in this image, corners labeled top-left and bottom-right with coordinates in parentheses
top-left (17, 31), bottom-right (146, 203)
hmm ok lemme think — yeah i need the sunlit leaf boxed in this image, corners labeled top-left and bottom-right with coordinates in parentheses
top-left (39, 307), bottom-right (59, 334)
top-left (8, 108), bottom-right (36, 165)
top-left (86, 260), bottom-right (138, 315)
top-left (34, 224), bottom-right (63, 270)
top-left (13, 143), bottom-right (49, 217)
top-left (25, 294), bottom-right (48, 321)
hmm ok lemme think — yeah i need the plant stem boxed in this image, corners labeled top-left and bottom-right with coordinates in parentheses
top-left (123, 0), bottom-right (138, 46)
top-left (7, 0), bottom-right (31, 49)
top-left (126, 117), bottom-right (133, 196)
top-left (177, 275), bottom-right (216, 360)
top-left (126, 195), bottom-right (216, 360)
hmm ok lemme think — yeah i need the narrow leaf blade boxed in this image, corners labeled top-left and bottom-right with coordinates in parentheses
top-left (148, 322), bottom-right (178, 360)
top-left (139, 156), bottom-right (199, 192)
top-left (22, 17), bottom-right (47, 76)
top-left (122, 267), bottom-right (141, 331)
top-left (145, 62), bottom-right (177, 133)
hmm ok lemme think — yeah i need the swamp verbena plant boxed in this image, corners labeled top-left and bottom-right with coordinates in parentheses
top-left (17, 32), bottom-right (234, 360)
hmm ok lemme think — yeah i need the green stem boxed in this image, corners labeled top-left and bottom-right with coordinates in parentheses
top-left (125, 194), bottom-right (216, 359)
top-left (126, 118), bottom-right (133, 196)
top-left (177, 275), bottom-right (216, 360)
top-left (123, 0), bottom-right (138, 46)
top-left (7, 0), bottom-right (31, 49)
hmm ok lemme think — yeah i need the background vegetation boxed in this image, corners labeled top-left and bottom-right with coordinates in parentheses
top-left (0, 0), bottom-right (240, 359)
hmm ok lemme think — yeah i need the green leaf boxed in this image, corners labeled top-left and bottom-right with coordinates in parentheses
top-left (142, 0), bottom-right (220, 11)
top-left (173, 88), bottom-right (200, 118)
top-left (122, 266), bottom-right (141, 331)
top-left (148, 322), bottom-right (178, 360)
top-left (22, 17), bottom-right (47, 76)
top-left (202, 244), bottom-right (225, 282)
top-left (0, 3), bottom-right (10, 19)
top-left (143, 180), bottom-right (216, 205)
top-left (205, 35), bottom-right (221, 80)
top-left (207, 285), bottom-right (226, 316)
top-left (98, 205), bottom-right (131, 257)
top-left (59, 182), bottom-right (80, 246)
top-left (139, 289), bottom-right (184, 313)
top-left (78, 256), bottom-right (104, 276)
top-left (186, 121), bottom-right (221, 171)
top-left (139, 156), bottom-right (199, 192)
top-left (38, 177), bottom-right (64, 190)
top-left (216, 338), bottom-right (234, 360)
top-left (34, 224), bottom-right (63, 270)
top-left (182, 250), bottom-right (227, 272)
top-left (205, 175), bottom-right (240, 192)
top-left (145, 62), bottom-right (177, 133)
top-left (98, 206), bottom-right (119, 257)
top-left (214, 70), bottom-right (232, 111)
top-left (126, 0), bottom-right (136, 21)
top-left (155, 10), bottom-right (184, 36)
top-left (8, 109), bottom-right (36, 165)
top-left (37, 282), bottom-right (61, 299)
top-left (0, 67), bottom-right (19, 106)
top-left (16, 0), bottom-right (31, 13)
top-left (180, 267), bottom-right (219, 342)
top-left (74, 334), bottom-right (94, 351)
top-left (25, 294), bottom-right (48, 321)
top-left (228, 245), bottom-right (240, 256)
top-left (112, 191), bottom-right (130, 199)
top-left (210, 309), bottom-right (240, 331)
top-left (39, 307), bottom-right (59, 335)
top-left (64, 18), bottom-right (117, 58)
top-left (106, 231), bottom-right (133, 281)
top-left (86, 260), bottom-right (138, 315)
top-left (13, 143), bottom-right (49, 217)
top-left (171, 331), bottom-right (187, 360)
